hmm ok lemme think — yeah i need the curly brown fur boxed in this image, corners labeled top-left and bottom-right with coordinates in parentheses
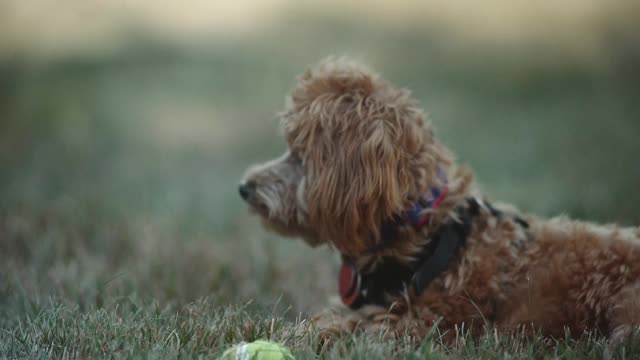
top-left (240, 57), bottom-right (640, 343)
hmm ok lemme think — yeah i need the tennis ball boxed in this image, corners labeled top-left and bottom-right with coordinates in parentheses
top-left (219, 340), bottom-right (294, 360)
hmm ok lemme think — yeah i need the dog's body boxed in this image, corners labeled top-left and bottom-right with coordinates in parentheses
top-left (240, 58), bottom-right (640, 342)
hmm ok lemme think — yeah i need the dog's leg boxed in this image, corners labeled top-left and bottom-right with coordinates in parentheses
top-left (311, 306), bottom-right (361, 341)
top-left (607, 282), bottom-right (640, 343)
top-left (312, 304), bottom-right (445, 345)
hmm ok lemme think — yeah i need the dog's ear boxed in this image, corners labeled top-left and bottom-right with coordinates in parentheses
top-left (283, 59), bottom-right (449, 255)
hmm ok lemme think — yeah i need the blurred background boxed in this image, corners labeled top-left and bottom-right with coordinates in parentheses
top-left (1, 0), bottom-right (639, 321)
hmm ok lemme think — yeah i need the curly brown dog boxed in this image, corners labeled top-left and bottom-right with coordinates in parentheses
top-left (239, 57), bottom-right (640, 343)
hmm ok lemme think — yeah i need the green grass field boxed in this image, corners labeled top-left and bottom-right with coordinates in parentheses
top-left (1, 11), bottom-right (640, 359)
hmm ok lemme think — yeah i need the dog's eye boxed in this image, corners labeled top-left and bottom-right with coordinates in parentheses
top-left (289, 152), bottom-right (303, 165)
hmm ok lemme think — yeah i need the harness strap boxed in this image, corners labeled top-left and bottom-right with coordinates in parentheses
top-left (340, 198), bottom-right (481, 309)
top-left (412, 199), bottom-right (478, 294)
top-left (339, 198), bottom-right (533, 309)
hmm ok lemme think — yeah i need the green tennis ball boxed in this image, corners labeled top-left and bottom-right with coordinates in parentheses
top-left (219, 340), bottom-right (294, 360)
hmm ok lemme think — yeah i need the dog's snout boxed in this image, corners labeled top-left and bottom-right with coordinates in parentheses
top-left (238, 182), bottom-right (255, 200)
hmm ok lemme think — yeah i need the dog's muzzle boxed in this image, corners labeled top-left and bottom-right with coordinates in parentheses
top-left (238, 182), bottom-right (255, 201)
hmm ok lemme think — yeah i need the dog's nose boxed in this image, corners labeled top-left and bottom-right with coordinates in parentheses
top-left (238, 182), bottom-right (254, 200)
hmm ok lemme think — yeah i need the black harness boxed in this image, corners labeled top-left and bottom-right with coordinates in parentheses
top-left (340, 198), bottom-right (496, 309)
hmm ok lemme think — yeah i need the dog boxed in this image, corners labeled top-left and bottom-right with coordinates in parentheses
top-left (239, 57), bottom-right (640, 343)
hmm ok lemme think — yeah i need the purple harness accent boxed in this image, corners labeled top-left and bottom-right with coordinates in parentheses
top-left (404, 168), bottom-right (448, 227)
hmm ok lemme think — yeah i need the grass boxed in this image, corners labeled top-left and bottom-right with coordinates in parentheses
top-left (1, 13), bottom-right (640, 359)
top-left (4, 298), bottom-right (640, 358)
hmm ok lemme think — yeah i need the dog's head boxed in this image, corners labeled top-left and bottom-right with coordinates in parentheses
top-left (240, 58), bottom-right (450, 257)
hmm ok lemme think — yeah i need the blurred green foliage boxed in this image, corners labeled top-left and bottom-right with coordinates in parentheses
top-left (2, 19), bottom-right (639, 222)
